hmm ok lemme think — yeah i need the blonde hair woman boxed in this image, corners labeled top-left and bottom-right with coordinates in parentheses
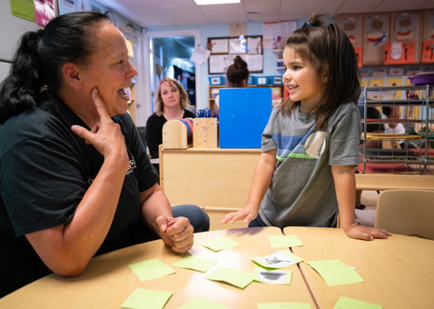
top-left (146, 77), bottom-right (195, 159)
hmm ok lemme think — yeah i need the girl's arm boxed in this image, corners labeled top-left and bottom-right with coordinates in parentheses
top-left (222, 148), bottom-right (277, 224)
top-left (331, 165), bottom-right (391, 240)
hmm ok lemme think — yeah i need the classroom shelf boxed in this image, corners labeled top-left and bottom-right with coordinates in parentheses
top-left (360, 85), bottom-right (434, 175)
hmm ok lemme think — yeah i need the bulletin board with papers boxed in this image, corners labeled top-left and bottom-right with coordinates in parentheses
top-left (207, 36), bottom-right (263, 74)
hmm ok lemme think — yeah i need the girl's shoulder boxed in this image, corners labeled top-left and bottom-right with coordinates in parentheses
top-left (329, 102), bottom-right (360, 123)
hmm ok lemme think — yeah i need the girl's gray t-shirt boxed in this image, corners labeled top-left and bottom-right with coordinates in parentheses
top-left (259, 102), bottom-right (361, 228)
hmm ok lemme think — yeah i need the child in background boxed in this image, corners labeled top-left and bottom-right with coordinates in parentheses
top-left (382, 106), bottom-right (406, 149)
top-left (222, 13), bottom-right (391, 241)
top-left (214, 55), bottom-right (249, 109)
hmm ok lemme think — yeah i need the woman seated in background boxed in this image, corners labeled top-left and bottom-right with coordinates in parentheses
top-left (0, 12), bottom-right (209, 298)
top-left (145, 77), bottom-right (195, 159)
top-left (214, 55), bottom-right (250, 109)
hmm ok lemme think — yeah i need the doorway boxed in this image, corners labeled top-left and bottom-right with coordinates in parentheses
top-left (143, 29), bottom-right (201, 123)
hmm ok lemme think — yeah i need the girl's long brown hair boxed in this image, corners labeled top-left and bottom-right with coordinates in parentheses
top-left (279, 12), bottom-right (360, 129)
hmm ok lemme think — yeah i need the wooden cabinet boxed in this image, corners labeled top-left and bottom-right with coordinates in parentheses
top-left (208, 85), bottom-right (285, 110)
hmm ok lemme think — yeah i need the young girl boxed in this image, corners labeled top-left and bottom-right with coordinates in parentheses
top-left (222, 13), bottom-right (391, 241)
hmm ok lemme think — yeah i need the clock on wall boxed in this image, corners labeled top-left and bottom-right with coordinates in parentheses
top-left (105, 11), bottom-right (116, 26)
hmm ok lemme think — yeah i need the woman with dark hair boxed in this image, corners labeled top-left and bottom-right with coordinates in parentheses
top-left (214, 55), bottom-right (249, 108)
top-left (145, 77), bottom-right (195, 159)
top-left (0, 12), bottom-right (209, 298)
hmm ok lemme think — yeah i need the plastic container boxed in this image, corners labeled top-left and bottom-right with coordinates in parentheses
top-left (247, 76), bottom-right (256, 85)
top-left (408, 72), bottom-right (434, 85)
top-left (269, 76), bottom-right (283, 85)
top-left (208, 76), bottom-right (226, 85)
top-left (255, 76), bottom-right (269, 85)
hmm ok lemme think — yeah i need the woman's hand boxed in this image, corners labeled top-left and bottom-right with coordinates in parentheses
top-left (156, 216), bottom-right (194, 253)
top-left (222, 205), bottom-right (258, 225)
top-left (71, 88), bottom-right (128, 167)
top-left (344, 223), bottom-right (391, 241)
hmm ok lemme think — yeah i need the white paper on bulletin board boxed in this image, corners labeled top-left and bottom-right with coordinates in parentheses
top-left (209, 55), bottom-right (235, 74)
top-left (241, 54), bottom-right (263, 72)
top-left (209, 54), bottom-right (263, 73)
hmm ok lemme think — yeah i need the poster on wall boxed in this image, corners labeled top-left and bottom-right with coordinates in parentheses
top-left (263, 20), bottom-right (296, 49)
top-left (34, 0), bottom-right (55, 26)
top-left (77, 0), bottom-right (90, 11)
top-left (61, 0), bottom-right (75, 10)
top-left (10, 0), bottom-right (35, 22)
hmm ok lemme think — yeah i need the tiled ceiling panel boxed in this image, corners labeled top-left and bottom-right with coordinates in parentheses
top-left (372, 0), bottom-right (429, 12)
top-left (199, 3), bottom-right (248, 24)
top-left (280, 0), bottom-right (345, 20)
top-left (336, 0), bottom-right (383, 14)
top-left (154, 4), bottom-right (210, 26)
top-left (417, 0), bottom-right (434, 9)
top-left (244, 0), bottom-right (281, 22)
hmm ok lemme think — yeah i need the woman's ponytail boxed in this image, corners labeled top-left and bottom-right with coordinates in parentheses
top-left (0, 29), bottom-right (44, 124)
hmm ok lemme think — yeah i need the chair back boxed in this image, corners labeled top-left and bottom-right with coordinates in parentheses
top-left (375, 190), bottom-right (434, 240)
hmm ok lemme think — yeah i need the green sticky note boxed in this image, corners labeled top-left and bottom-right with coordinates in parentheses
top-left (257, 303), bottom-right (312, 309)
top-left (333, 296), bottom-right (383, 309)
top-left (128, 259), bottom-right (175, 281)
top-left (177, 297), bottom-right (230, 309)
top-left (200, 237), bottom-right (240, 252)
top-left (253, 266), bottom-right (292, 285)
top-left (121, 288), bottom-right (173, 309)
top-left (252, 250), bottom-right (304, 269)
top-left (306, 260), bottom-right (364, 286)
top-left (268, 235), bottom-right (303, 248)
top-left (205, 266), bottom-right (253, 289)
top-left (10, 0), bottom-right (35, 22)
top-left (173, 256), bottom-right (216, 273)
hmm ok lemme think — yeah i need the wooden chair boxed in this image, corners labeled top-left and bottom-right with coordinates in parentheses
top-left (374, 190), bottom-right (434, 239)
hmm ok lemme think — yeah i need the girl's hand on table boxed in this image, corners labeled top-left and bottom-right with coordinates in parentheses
top-left (345, 223), bottom-right (392, 241)
top-left (222, 206), bottom-right (258, 224)
top-left (156, 216), bottom-right (194, 253)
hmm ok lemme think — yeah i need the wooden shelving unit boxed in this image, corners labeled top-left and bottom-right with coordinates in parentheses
top-left (208, 84), bottom-right (285, 109)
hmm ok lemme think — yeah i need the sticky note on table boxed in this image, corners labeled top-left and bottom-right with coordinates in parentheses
top-left (200, 237), bottom-right (240, 252)
top-left (177, 297), bottom-right (230, 309)
top-left (306, 260), bottom-right (364, 286)
top-left (333, 296), bottom-right (383, 309)
top-left (173, 256), bottom-right (216, 272)
top-left (268, 235), bottom-right (303, 248)
top-left (252, 250), bottom-right (304, 269)
top-left (205, 266), bottom-right (253, 289)
top-left (257, 303), bottom-right (312, 309)
top-left (121, 288), bottom-right (173, 309)
top-left (253, 266), bottom-right (292, 285)
top-left (128, 259), bottom-right (175, 281)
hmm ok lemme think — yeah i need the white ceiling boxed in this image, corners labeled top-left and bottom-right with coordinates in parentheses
top-left (96, 0), bottom-right (434, 29)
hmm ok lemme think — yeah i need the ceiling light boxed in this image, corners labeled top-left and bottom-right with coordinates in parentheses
top-left (194, 0), bottom-right (240, 5)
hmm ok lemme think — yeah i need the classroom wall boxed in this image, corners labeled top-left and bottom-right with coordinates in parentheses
top-left (0, 1), bottom-right (43, 62)
top-left (147, 22), bottom-right (289, 109)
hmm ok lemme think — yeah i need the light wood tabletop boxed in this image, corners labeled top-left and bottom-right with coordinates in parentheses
top-left (0, 227), bottom-right (316, 309)
top-left (284, 226), bottom-right (434, 309)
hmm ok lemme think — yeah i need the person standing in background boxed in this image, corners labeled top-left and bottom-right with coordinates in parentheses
top-left (214, 55), bottom-right (250, 109)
